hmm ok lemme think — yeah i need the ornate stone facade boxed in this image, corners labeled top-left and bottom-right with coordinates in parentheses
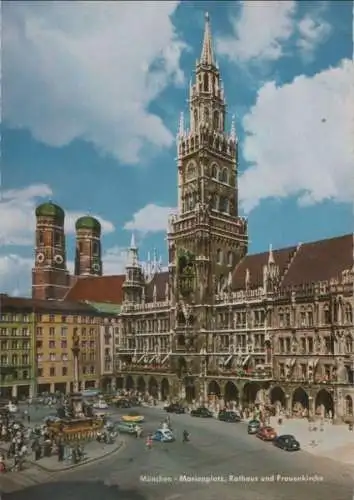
top-left (33, 15), bottom-right (354, 421)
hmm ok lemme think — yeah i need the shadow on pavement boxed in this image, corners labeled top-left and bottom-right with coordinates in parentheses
top-left (3, 481), bottom-right (147, 500)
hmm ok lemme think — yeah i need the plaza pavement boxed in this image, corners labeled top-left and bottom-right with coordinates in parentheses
top-left (3, 405), bottom-right (353, 500)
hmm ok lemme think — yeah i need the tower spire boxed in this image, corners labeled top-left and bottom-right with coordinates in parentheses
top-left (200, 12), bottom-right (214, 66)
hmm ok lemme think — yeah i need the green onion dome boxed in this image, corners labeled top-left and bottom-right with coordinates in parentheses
top-left (35, 202), bottom-right (64, 221)
top-left (75, 215), bottom-right (101, 234)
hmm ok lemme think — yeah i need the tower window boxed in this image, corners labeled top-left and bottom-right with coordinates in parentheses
top-left (219, 197), bottom-right (229, 213)
top-left (219, 168), bottom-right (228, 183)
top-left (54, 232), bottom-right (61, 246)
top-left (227, 251), bottom-right (233, 267)
top-left (93, 241), bottom-right (99, 256)
top-left (204, 107), bottom-right (209, 125)
top-left (203, 73), bottom-right (208, 92)
top-left (217, 249), bottom-right (223, 264)
top-left (38, 232), bottom-right (44, 245)
top-left (211, 164), bottom-right (218, 178)
top-left (194, 109), bottom-right (198, 129)
top-left (213, 111), bottom-right (219, 130)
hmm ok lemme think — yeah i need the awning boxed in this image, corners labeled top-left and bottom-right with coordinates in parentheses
top-left (162, 352), bottom-right (171, 364)
top-left (224, 355), bottom-right (233, 365)
top-left (242, 355), bottom-right (250, 367)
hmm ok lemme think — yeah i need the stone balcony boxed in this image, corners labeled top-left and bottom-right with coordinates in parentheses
top-left (207, 368), bottom-right (273, 380)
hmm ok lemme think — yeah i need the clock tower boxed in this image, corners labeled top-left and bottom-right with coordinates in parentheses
top-left (167, 14), bottom-right (248, 395)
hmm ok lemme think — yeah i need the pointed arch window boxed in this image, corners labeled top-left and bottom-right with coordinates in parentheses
top-left (227, 251), bottom-right (233, 267)
top-left (203, 73), bottom-right (208, 92)
top-left (217, 249), bottom-right (223, 264)
top-left (204, 107), bottom-right (209, 125)
top-left (54, 232), bottom-right (61, 246)
top-left (345, 335), bottom-right (353, 353)
top-left (37, 231), bottom-right (44, 246)
top-left (219, 168), bottom-right (228, 183)
top-left (211, 163), bottom-right (218, 178)
top-left (213, 111), bottom-right (219, 130)
top-left (210, 192), bottom-right (217, 210)
top-left (194, 109), bottom-right (198, 129)
top-left (93, 241), bottom-right (99, 256)
top-left (345, 304), bottom-right (353, 324)
top-left (219, 197), bottom-right (229, 213)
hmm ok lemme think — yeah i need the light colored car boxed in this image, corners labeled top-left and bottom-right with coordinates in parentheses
top-left (152, 428), bottom-right (175, 442)
top-left (93, 400), bottom-right (108, 410)
top-left (7, 403), bottom-right (18, 413)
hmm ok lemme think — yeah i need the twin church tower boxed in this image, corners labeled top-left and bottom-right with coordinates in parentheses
top-left (32, 203), bottom-right (102, 300)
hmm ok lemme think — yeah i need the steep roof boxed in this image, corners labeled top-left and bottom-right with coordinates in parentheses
top-left (232, 246), bottom-right (297, 290)
top-left (65, 275), bottom-right (125, 304)
top-left (145, 271), bottom-right (169, 302)
top-left (281, 233), bottom-right (353, 287)
top-left (0, 294), bottom-right (99, 314)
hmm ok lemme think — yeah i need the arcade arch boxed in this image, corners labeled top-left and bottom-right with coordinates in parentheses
top-left (137, 376), bottom-right (146, 393)
top-left (224, 381), bottom-right (239, 403)
top-left (208, 380), bottom-right (221, 397)
top-left (125, 375), bottom-right (134, 390)
top-left (161, 378), bottom-right (170, 401)
top-left (345, 395), bottom-right (353, 416)
top-left (315, 389), bottom-right (334, 418)
top-left (242, 382), bottom-right (261, 405)
top-left (270, 386), bottom-right (286, 413)
top-left (292, 387), bottom-right (309, 416)
top-left (148, 376), bottom-right (159, 398)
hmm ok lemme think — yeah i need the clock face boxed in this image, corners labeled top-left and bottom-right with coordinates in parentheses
top-left (54, 254), bottom-right (63, 264)
top-left (36, 253), bottom-right (45, 264)
top-left (92, 263), bottom-right (100, 272)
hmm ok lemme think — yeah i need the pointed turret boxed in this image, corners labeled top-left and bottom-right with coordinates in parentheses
top-left (200, 12), bottom-right (214, 66)
top-left (122, 234), bottom-right (143, 304)
top-left (268, 244), bottom-right (275, 265)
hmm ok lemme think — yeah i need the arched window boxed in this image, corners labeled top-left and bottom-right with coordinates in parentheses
top-left (220, 168), bottom-right (228, 183)
top-left (345, 335), bottom-right (353, 353)
top-left (204, 107), bottom-right (210, 126)
top-left (345, 304), bottom-right (353, 324)
top-left (211, 163), bottom-right (218, 178)
top-left (54, 232), bottom-right (61, 246)
top-left (93, 241), bottom-right (99, 255)
top-left (213, 111), bottom-right (219, 130)
top-left (194, 109), bottom-right (198, 129)
top-left (219, 197), bottom-right (229, 213)
top-left (227, 251), bottom-right (233, 267)
top-left (203, 73), bottom-right (208, 92)
top-left (217, 249), bottom-right (223, 264)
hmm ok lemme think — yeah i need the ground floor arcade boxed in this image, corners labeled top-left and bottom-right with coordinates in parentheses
top-left (106, 374), bottom-right (354, 422)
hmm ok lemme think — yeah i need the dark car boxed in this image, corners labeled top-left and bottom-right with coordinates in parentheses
top-left (190, 407), bottom-right (213, 418)
top-left (115, 399), bottom-right (131, 409)
top-left (218, 410), bottom-right (241, 422)
top-left (129, 397), bottom-right (141, 407)
top-left (164, 403), bottom-right (185, 414)
top-left (247, 419), bottom-right (261, 434)
top-left (273, 434), bottom-right (300, 451)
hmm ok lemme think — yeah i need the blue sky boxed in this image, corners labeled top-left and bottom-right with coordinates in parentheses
top-left (1, 1), bottom-right (353, 295)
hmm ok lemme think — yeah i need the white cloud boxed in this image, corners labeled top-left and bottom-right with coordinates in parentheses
top-left (216, 1), bottom-right (296, 62)
top-left (296, 16), bottom-right (331, 61)
top-left (0, 184), bottom-right (114, 246)
top-left (124, 204), bottom-right (175, 233)
top-left (0, 255), bottom-right (33, 297)
top-left (239, 60), bottom-right (354, 213)
top-left (3, 2), bottom-right (185, 164)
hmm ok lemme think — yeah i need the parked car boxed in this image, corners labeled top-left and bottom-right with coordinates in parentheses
top-left (273, 434), bottom-right (300, 451)
top-left (152, 428), bottom-right (175, 442)
top-left (115, 399), bottom-right (131, 408)
top-left (129, 397), bottom-right (141, 407)
top-left (93, 400), bottom-right (108, 410)
top-left (164, 403), bottom-right (185, 414)
top-left (190, 407), bottom-right (213, 418)
top-left (256, 426), bottom-right (277, 441)
top-left (117, 421), bottom-right (140, 435)
top-left (218, 410), bottom-right (241, 422)
top-left (247, 419), bottom-right (261, 434)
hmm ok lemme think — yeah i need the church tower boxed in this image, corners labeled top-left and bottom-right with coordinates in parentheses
top-left (74, 216), bottom-right (103, 276)
top-left (32, 202), bottom-right (70, 300)
top-left (168, 13), bottom-right (248, 305)
top-left (122, 234), bottom-right (144, 304)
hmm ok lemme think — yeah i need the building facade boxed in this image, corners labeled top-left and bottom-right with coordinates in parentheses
top-left (0, 296), bottom-right (35, 399)
top-left (0, 295), bottom-right (118, 396)
top-left (31, 16), bottom-right (354, 421)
